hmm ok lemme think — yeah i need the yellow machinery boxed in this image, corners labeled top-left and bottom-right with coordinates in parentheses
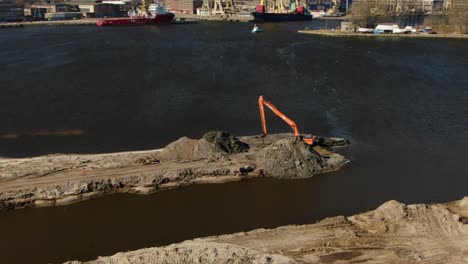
top-left (142, 0), bottom-right (149, 13)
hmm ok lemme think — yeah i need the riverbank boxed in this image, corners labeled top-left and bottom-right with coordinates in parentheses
top-left (67, 196), bottom-right (468, 263)
top-left (0, 18), bottom-right (99, 28)
top-left (0, 131), bottom-right (349, 212)
top-left (176, 13), bottom-right (252, 22)
top-left (0, 17), bottom-right (199, 28)
top-left (298, 29), bottom-right (468, 39)
top-left (0, 13), bottom-right (249, 28)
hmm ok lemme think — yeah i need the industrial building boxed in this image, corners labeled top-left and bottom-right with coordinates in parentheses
top-left (309, 0), bottom-right (332, 11)
top-left (77, 3), bottom-right (121, 17)
top-left (0, 0), bottom-right (24, 21)
top-left (23, 1), bottom-right (123, 20)
top-left (347, 0), bottom-right (461, 13)
top-left (29, 3), bottom-right (79, 13)
top-left (163, 0), bottom-right (202, 14)
top-left (25, 3), bottom-right (81, 20)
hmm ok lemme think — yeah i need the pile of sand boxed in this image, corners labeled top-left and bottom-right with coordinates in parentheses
top-left (68, 197), bottom-right (468, 264)
top-left (349, 199), bottom-right (468, 237)
top-left (157, 131), bottom-right (249, 162)
top-left (67, 241), bottom-right (293, 264)
top-left (255, 138), bottom-right (332, 179)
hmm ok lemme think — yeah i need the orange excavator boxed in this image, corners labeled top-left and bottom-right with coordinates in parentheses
top-left (258, 95), bottom-right (316, 145)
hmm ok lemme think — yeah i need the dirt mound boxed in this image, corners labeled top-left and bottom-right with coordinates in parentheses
top-left (157, 131), bottom-right (249, 161)
top-left (255, 138), bottom-right (331, 179)
top-left (69, 241), bottom-right (294, 264)
top-left (349, 200), bottom-right (468, 237)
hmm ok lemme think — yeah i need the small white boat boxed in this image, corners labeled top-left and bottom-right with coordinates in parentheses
top-left (375, 24), bottom-right (413, 34)
top-left (357, 27), bottom-right (374, 33)
top-left (251, 24), bottom-right (262, 33)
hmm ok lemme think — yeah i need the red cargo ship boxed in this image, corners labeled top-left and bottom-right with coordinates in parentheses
top-left (97, 4), bottom-right (174, 26)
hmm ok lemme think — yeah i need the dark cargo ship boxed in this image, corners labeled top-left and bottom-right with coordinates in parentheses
top-left (252, 3), bottom-right (312, 22)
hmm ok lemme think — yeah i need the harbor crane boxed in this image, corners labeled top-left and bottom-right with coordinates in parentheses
top-left (142, 0), bottom-right (149, 12)
top-left (258, 95), bottom-right (316, 145)
top-left (200, 0), bottom-right (237, 15)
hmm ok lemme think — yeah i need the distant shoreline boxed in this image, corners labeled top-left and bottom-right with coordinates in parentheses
top-left (0, 14), bottom-right (251, 28)
top-left (298, 29), bottom-right (468, 39)
top-left (0, 18), bottom-right (201, 28)
top-left (0, 18), bottom-right (99, 28)
top-left (0, 14), bottom-right (347, 28)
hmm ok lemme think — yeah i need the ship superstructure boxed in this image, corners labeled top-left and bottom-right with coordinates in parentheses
top-left (252, 0), bottom-right (312, 22)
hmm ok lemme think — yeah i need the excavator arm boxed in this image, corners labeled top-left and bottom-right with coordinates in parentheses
top-left (258, 95), bottom-right (315, 145)
top-left (259, 95), bottom-right (300, 136)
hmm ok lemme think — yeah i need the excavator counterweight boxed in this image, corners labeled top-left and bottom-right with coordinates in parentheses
top-left (258, 95), bottom-right (315, 145)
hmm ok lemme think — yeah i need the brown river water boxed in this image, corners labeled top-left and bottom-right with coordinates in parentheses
top-left (0, 21), bottom-right (467, 263)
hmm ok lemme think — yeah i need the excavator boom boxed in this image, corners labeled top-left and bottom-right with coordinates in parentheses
top-left (258, 95), bottom-right (315, 145)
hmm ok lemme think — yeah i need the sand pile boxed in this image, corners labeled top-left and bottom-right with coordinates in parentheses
top-left (255, 138), bottom-right (333, 179)
top-left (157, 131), bottom-right (249, 161)
top-left (348, 199), bottom-right (468, 237)
top-left (68, 241), bottom-right (293, 264)
top-left (448, 196), bottom-right (468, 223)
top-left (68, 197), bottom-right (468, 264)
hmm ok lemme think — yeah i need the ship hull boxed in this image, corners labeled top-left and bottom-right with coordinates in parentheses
top-left (252, 12), bottom-right (312, 22)
top-left (97, 13), bottom-right (175, 26)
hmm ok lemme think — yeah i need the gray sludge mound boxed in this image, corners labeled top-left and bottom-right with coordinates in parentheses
top-left (256, 138), bottom-right (333, 179)
top-left (157, 131), bottom-right (249, 161)
top-left (202, 131), bottom-right (250, 154)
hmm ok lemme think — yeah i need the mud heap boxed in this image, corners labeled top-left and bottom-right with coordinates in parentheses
top-left (255, 138), bottom-right (327, 179)
top-left (158, 131), bottom-right (348, 179)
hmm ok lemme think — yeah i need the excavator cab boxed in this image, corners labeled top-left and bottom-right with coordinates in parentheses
top-left (300, 134), bottom-right (316, 145)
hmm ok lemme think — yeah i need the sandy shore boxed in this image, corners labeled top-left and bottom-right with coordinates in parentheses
top-left (298, 29), bottom-right (468, 39)
top-left (67, 197), bottom-right (468, 264)
top-left (0, 132), bottom-right (349, 211)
